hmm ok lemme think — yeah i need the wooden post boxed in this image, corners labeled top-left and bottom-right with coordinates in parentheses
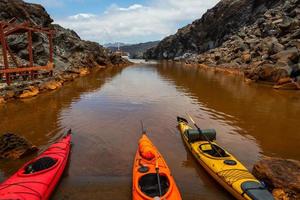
top-left (0, 23), bottom-right (10, 85)
top-left (28, 30), bottom-right (34, 79)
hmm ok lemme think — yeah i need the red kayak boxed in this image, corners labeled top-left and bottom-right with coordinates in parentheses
top-left (0, 130), bottom-right (72, 200)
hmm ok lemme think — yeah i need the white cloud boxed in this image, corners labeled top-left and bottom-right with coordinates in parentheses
top-left (68, 13), bottom-right (96, 20)
top-left (56, 0), bottom-right (220, 44)
top-left (119, 4), bottom-right (144, 11)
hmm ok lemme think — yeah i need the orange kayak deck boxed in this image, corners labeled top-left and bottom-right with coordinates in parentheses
top-left (132, 134), bottom-right (182, 200)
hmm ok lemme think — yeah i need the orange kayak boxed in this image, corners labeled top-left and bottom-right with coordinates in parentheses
top-left (132, 133), bottom-right (182, 200)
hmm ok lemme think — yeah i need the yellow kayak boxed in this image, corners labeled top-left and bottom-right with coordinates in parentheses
top-left (177, 117), bottom-right (274, 200)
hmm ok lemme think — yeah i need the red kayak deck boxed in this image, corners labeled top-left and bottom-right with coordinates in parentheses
top-left (0, 133), bottom-right (71, 200)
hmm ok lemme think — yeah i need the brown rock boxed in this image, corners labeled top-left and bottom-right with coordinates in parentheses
top-left (40, 80), bottom-right (62, 91)
top-left (19, 86), bottom-right (39, 99)
top-left (277, 77), bottom-right (293, 85)
top-left (242, 52), bottom-right (251, 63)
top-left (79, 68), bottom-right (90, 76)
top-left (0, 97), bottom-right (5, 104)
top-left (273, 189), bottom-right (289, 200)
top-left (253, 157), bottom-right (300, 199)
top-left (272, 47), bottom-right (299, 63)
top-left (0, 133), bottom-right (38, 159)
top-left (245, 64), bottom-right (289, 83)
top-left (4, 90), bottom-right (15, 99)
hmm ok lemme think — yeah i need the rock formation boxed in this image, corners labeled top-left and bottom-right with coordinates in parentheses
top-left (145, 0), bottom-right (300, 88)
top-left (0, 133), bottom-right (38, 159)
top-left (253, 157), bottom-right (300, 200)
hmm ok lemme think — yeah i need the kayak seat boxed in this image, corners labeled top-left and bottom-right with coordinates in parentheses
top-left (199, 143), bottom-right (229, 157)
top-left (241, 181), bottom-right (274, 200)
top-left (139, 173), bottom-right (169, 197)
top-left (24, 156), bottom-right (57, 174)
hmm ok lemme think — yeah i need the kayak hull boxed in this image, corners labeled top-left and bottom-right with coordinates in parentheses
top-left (0, 132), bottom-right (71, 200)
top-left (132, 134), bottom-right (181, 200)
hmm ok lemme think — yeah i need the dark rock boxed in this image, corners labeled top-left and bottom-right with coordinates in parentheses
top-left (0, 133), bottom-right (38, 159)
top-left (272, 47), bottom-right (299, 63)
top-left (253, 157), bottom-right (300, 199)
top-left (257, 18), bottom-right (266, 26)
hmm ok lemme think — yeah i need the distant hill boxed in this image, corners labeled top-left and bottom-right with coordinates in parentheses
top-left (103, 42), bottom-right (128, 48)
top-left (108, 41), bottom-right (160, 59)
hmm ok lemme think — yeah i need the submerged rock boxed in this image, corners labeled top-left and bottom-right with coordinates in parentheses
top-left (39, 80), bottom-right (62, 91)
top-left (0, 133), bottom-right (38, 159)
top-left (253, 157), bottom-right (300, 200)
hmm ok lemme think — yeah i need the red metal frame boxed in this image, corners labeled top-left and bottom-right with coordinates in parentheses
top-left (0, 19), bottom-right (54, 85)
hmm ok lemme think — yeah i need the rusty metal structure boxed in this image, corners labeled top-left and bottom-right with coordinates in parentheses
top-left (0, 18), bottom-right (54, 85)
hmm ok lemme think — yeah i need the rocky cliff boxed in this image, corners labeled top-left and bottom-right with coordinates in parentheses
top-left (145, 0), bottom-right (300, 88)
top-left (145, 0), bottom-right (281, 59)
top-left (0, 0), bottom-right (128, 73)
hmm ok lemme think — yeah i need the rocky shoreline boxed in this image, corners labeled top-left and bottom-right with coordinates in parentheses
top-left (179, 62), bottom-right (300, 90)
top-left (0, 62), bottom-right (131, 104)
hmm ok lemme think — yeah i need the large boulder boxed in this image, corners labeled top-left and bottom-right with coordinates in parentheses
top-left (0, 133), bottom-right (38, 159)
top-left (253, 157), bottom-right (300, 199)
top-left (244, 64), bottom-right (289, 82)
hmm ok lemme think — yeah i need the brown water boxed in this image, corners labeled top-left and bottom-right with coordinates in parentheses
top-left (0, 61), bottom-right (300, 200)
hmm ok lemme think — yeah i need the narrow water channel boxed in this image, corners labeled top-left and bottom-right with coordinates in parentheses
top-left (1, 62), bottom-right (300, 199)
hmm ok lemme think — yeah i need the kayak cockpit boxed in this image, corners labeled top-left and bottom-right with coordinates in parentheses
top-left (199, 143), bottom-right (229, 158)
top-left (139, 173), bottom-right (170, 198)
top-left (22, 156), bottom-right (58, 175)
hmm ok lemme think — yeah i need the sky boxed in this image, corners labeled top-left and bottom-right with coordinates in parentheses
top-left (25, 0), bottom-right (219, 45)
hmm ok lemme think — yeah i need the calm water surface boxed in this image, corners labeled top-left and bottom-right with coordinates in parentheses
top-left (0, 62), bottom-right (299, 199)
